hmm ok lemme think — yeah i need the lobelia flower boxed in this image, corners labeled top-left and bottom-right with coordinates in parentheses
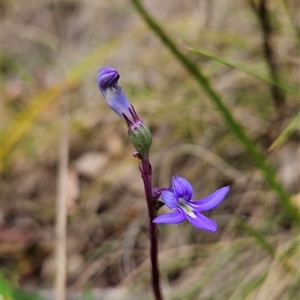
top-left (153, 176), bottom-right (230, 232)
top-left (97, 66), bottom-right (152, 158)
top-left (97, 67), bottom-right (133, 122)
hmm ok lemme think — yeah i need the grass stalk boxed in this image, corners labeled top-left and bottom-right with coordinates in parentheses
top-left (54, 94), bottom-right (69, 300)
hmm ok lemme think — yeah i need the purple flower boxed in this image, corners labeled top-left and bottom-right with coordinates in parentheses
top-left (97, 67), bottom-right (134, 122)
top-left (153, 176), bottom-right (230, 232)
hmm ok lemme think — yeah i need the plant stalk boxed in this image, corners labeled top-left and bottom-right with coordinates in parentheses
top-left (140, 158), bottom-right (163, 300)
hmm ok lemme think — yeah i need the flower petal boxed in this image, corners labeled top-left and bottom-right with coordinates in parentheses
top-left (97, 67), bottom-right (132, 120)
top-left (186, 211), bottom-right (218, 232)
top-left (153, 208), bottom-right (186, 224)
top-left (105, 85), bottom-right (132, 119)
top-left (161, 190), bottom-right (178, 209)
top-left (189, 186), bottom-right (230, 212)
top-left (172, 176), bottom-right (193, 200)
top-left (97, 66), bottom-right (120, 91)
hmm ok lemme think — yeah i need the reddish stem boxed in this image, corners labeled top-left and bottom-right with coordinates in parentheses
top-left (140, 158), bottom-right (163, 300)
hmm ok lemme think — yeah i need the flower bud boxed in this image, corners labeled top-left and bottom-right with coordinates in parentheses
top-left (97, 67), bottom-right (132, 122)
top-left (129, 122), bottom-right (152, 158)
top-left (97, 66), bottom-right (152, 158)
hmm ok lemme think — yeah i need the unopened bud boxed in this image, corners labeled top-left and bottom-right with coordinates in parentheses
top-left (129, 122), bottom-right (152, 159)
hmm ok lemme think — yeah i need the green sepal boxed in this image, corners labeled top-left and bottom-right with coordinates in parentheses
top-left (129, 123), bottom-right (152, 158)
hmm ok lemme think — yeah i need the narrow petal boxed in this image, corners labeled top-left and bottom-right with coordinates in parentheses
top-left (172, 176), bottom-right (193, 200)
top-left (161, 190), bottom-right (178, 209)
top-left (153, 208), bottom-right (186, 224)
top-left (105, 85), bottom-right (132, 119)
top-left (189, 186), bottom-right (230, 212)
top-left (186, 211), bottom-right (218, 232)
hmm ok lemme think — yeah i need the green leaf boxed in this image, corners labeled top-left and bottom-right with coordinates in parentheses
top-left (0, 272), bottom-right (14, 300)
top-left (188, 48), bottom-right (298, 95)
top-left (269, 111), bottom-right (300, 152)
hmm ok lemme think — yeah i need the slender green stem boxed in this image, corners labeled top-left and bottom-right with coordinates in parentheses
top-left (131, 0), bottom-right (300, 224)
top-left (269, 111), bottom-right (300, 152)
top-left (188, 48), bottom-right (298, 95)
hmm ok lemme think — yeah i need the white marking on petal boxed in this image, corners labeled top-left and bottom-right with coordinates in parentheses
top-left (179, 203), bottom-right (197, 218)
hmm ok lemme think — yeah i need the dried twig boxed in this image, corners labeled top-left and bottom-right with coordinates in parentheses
top-left (55, 93), bottom-right (69, 300)
top-left (249, 0), bottom-right (286, 122)
top-left (51, 3), bottom-right (70, 299)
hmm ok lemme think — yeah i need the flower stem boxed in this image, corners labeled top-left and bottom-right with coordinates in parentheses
top-left (140, 158), bottom-right (163, 300)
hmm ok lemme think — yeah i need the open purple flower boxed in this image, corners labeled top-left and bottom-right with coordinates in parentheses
top-left (153, 176), bottom-right (230, 232)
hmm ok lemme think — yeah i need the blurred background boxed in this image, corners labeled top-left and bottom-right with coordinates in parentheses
top-left (1, 0), bottom-right (299, 299)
